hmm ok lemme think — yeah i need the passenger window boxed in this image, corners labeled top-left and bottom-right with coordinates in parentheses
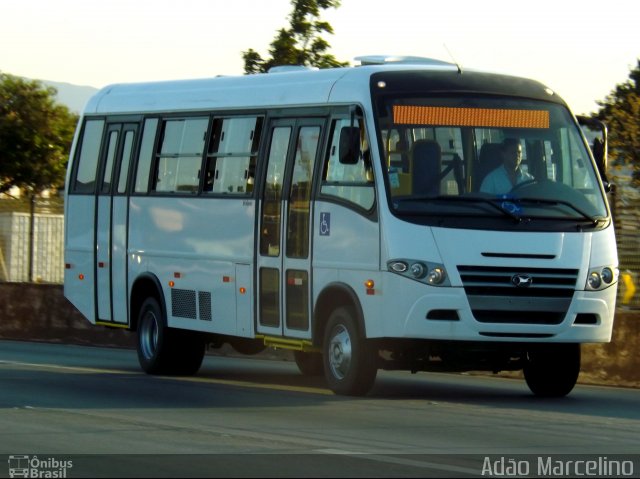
top-left (117, 130), bottom-right (135, 194)
top-left (321, 118), bottom-right (375, 210)
top-left (72, 120), bottom-right (105, 194)
top-left (100, 131), bottom-right (118, 194)
top-left (134, 118), bottom-right (158, 193)
top-left (260, 126), bottom-right (291, 257)
top-left (287, 126), bottom-right (320, 258)
top-left (153, 117), bottom-right (208, 193)
top-left (387, 129), bottom-right (410, 173)
top-left (434, 128), bottom-right (465, 195)
top-left (204, 117), bottom-right (262, 195)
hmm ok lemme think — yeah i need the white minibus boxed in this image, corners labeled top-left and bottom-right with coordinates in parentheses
top-left (64, 56), bottom-right (618, 396)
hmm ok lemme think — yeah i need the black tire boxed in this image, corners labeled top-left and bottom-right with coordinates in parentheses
top-left (523, 343), bottom-right (580, 398)
top-left (136, 297), bottom-right (205, 376)
top-left (171, 328), bottom-right (206, 376)
top-left (137, 297), bottom-right (168, 374)
top-left (293, 350), bottom-right (324, 376)
top-left (323, 306), bottom-right (377, 396)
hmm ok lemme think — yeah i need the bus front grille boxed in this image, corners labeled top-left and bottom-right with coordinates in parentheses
top-left (457, 265), bottom-right (579, 325)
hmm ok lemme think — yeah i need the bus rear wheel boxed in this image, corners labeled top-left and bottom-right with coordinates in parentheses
top-left (323, 306), bottom-right (377, 396)
top-left (523, 343), bottom-right (580, 397)
top-left (136, 297), bottom-right (205, 376)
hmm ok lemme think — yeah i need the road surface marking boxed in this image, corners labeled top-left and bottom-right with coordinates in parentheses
top-left (0, 360), bottom-right (333, 395)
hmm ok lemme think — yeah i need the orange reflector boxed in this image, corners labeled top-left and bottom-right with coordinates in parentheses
top-left (169, 280), bottom-right (175, 288)
top-left (78, 274), bottom-right (84, 280)
top-left (365, 279), bottom-right (375, 295)
top-left (239, 287), bottom-right (246, 295)
top-left (223, 276), bottom-right (231, 283)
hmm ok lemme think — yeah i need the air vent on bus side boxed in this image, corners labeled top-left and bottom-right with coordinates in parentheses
top-left (171, 288), bottom-right (212, 321)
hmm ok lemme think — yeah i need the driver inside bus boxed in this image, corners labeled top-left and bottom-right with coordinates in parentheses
top-left (480, 138), bottom-right (533, 194)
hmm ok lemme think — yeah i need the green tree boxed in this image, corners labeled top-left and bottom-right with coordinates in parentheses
top-left (243, 0), bottom-right (348, 74)
top-left (595, 59), bottom-right (640, 186)
top-left (0, 73), bottom-right (78, 196)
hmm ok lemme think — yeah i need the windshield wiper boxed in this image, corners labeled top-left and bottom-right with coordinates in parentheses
top-left (516, 197), bottom-right (601, 226)
top-left (394, 195), bottom-right (523, 223)
top-left (393, 195), bottom-right (605, 226)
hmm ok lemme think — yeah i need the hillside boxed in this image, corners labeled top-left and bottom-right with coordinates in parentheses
top-left (43, 80), bottom-right (99, 113)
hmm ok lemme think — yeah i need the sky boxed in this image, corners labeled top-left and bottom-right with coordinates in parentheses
top-left (1, 0), bottom-right (638, 115)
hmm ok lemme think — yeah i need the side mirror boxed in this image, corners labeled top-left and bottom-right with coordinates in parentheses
top-left (339, 127), bottom-right (360, 165)
top-left (577, 115), bottom-right (609, 184)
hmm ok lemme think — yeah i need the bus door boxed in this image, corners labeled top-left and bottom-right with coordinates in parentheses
top-left (95, 122), bottom-right (138, 324)
top-left (257, 119), bottom-right (323, 339)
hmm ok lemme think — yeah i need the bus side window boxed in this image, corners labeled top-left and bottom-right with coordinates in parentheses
top-left (71, 119), bottom-right (105, 194)
top-left (387, 129), bottom-right (410, 173)
top-left (153, 117), bottom-right (207, 194)
top-left (134, 118), bottom-right (159, 193)
top-left (320, 118), bottom-right (375, 211)
top-left (116, 130), bottom-right (136, 194)
top-left (100, 131), bottom-right (118, 194)
top-left (204, 117), bottom-right (262, 195)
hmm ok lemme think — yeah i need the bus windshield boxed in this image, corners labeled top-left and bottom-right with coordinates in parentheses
top-left (375, 95), bottom-right (608, 226)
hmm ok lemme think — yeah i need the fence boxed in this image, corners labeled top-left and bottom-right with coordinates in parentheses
top-left (610, 166), bottom-right (640, 310)
top-left (0, 197), bottom-right (64, 284)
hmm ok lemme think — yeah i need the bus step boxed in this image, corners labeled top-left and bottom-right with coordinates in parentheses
top-left (259, 335), bottom-right (320, 353)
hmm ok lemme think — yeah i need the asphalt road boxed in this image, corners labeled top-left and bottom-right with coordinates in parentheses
top-left (1, 340), bottom-right (639, 477)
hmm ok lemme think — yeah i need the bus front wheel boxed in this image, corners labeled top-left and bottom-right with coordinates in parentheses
top-left (323, 306), bottom-right (377, 396)
top-left (523, 343), bottom-right (580, 397)
top-left (136, 296), bottom-right (205, 376)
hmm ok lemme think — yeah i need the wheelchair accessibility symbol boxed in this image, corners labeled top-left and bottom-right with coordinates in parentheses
top-left (320, 212), bottom-right (330, 236)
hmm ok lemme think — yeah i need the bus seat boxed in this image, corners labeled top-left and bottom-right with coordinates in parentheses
top-left (411, 140), bottom-right (441, 197)
top-left (475, 143), bottom-right (502, 191)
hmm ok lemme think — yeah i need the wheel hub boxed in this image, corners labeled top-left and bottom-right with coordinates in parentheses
top-left (328, 325), bottom-right (352, 380)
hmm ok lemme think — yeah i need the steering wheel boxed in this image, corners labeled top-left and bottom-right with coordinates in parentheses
top-left (509, 179), bottom-right (538, 194)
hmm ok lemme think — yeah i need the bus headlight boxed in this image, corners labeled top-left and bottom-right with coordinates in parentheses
top-left (410, 263), bottom-right (426, 279)
top-left (586, 266), bottom-right (618, 291)
top-left (601, 267), bottom-right (615, 284)
top-left (587, 272), bottom-right (602, 290)
top-left (427, 267), bottom-right (446, 285)
top-left (388, 260), bottom-right (449, 286)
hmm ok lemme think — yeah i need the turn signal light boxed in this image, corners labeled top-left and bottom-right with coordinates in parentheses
top-left (365, 279), bottom-right (375, 295)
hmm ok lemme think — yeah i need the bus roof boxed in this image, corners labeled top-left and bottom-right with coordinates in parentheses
top-left (83, 61), bottom-right (563, 115)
